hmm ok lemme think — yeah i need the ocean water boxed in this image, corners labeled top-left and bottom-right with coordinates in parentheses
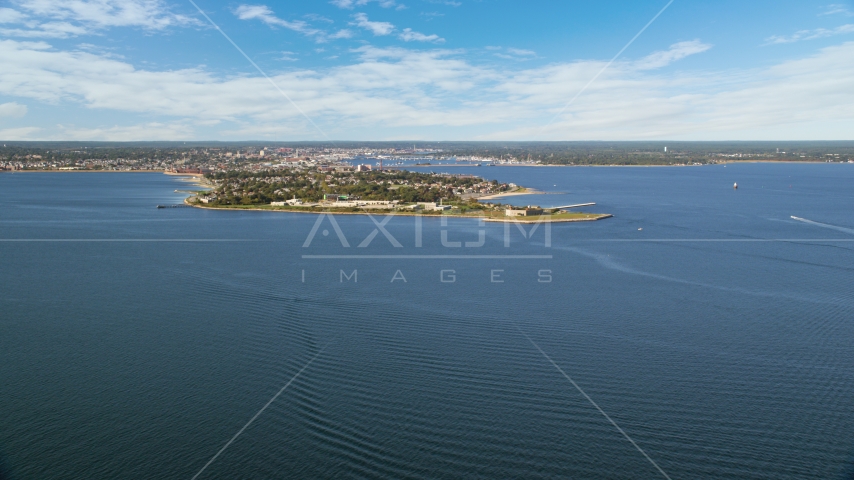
top-left (1, 165), bottom-right (854, 479)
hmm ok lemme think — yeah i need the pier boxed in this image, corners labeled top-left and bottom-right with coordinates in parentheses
top-left (552, 203), bottom-right (596, 209)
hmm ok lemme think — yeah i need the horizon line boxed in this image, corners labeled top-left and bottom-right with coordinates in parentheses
top-left (4, 140), bottom-right (854, 144)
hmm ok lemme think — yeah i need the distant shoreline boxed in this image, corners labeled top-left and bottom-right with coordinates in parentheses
top-left (513, 161), bottom-right (838, 167)
top-left (1, 159), bottom-right (845, 175)
top-left (2, 169), bottom-right (167, 173)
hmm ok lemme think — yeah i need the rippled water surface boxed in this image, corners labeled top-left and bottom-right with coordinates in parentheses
top-left (1, 165), bottom-right (854, 479)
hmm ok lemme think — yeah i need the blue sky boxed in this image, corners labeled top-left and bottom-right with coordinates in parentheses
top-left (0, 0), bottom-right (853, 140)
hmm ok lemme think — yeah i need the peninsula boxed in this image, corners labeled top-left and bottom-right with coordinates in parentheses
top-left (186, 166), bottom-right (611, 223)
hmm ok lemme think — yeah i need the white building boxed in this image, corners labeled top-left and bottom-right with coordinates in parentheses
top-left (505, 207), bottom-right (543, 217)
top-left (411, 202), bottom-right (452, 211)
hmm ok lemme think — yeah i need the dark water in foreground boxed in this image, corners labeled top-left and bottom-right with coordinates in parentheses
top-left (1, 165), bottom-right (854, 479)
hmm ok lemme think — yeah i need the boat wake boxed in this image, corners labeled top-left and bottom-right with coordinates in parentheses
top-left (791, 216), bottom-right (854, 235)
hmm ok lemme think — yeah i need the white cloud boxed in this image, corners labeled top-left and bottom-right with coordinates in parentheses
top-left (0, 40), bottom-right (495, 131)
top-left (218, 122), bottom-right (317, 138)
top-left (0, 7), bottom-right (29, 23)
top-left (420, 12), bottom-right (444, 21)
top-left (303, 13), bottom-right (333, 23)
top-left (488, 42), bottom-right (854, 140)
top-left (0, 0), bottom-right (198, 37)
top-left (819, 4), bottom-right (853, 16)
top-left (329, 29), bottom-right (353, 39)
top-left (54, 122), bottom-right (194, 140)
top-left (0, 102), bottom-right (28, 117)
top-left (398, 28), bottom-right (443, 43)
top-left (14, 0), bottom-right (196, 29)
top-left (0, 38), bottom-right (852, 140)
top-left (0, 21), bottom-right (88, 38)
top-left (351, 13), bottom-right (394, 36)
top-left (506, 48), bottom-right (535, 57)
top-left (233, 5), bottom-right (320, 36)
top-left (493, 47), bottom-right (537, 61)
top-left (332, 0), bottom-right (403, 10)
top-left (0, 126), bottom-right (40, 139)
top-left (0, 122), bottom-right (194, 140)
top-left (425, 0), bottom-right (460, 6)
top-left (765, 24), bottom-right (854, 44)
top-left (634, 40), bottom-right (712, 69)
top-left (73, 42), bottom-right (123, 58)
top-left (234, 5), bottom-right (357, 43)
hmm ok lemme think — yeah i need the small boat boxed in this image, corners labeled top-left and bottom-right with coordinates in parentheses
top-left (733, 182), bottom-right (738, 189)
